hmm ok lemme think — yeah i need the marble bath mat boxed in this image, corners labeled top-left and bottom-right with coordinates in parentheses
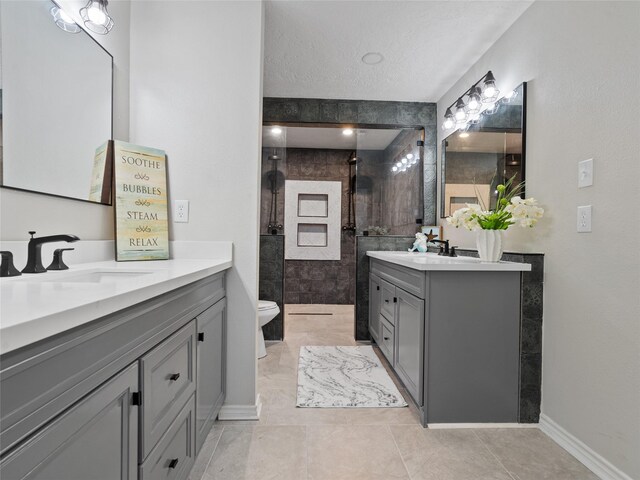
top-left (296, 346), bottom-right (408, 408)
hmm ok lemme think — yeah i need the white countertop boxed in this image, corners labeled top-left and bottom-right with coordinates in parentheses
top-left (0, 242), bottom-right (232, 355)
top-left (367, 251), bottom-right (532, 272)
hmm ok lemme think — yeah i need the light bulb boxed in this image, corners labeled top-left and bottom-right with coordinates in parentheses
top-left (396, 162), bottom-right (402, 168)
top-left (400, 165), bottom-right (407, 172)
top-left (401, 157), bottom-right (408, 164)
top-left (87, 5), bottom-right (106, 25)
top-left (410, 157), bottom-right (418, 165)
top-left (454, 98), bottom-right (467, 122)
top-left (271, 127), bottom-right (282, 135)
top-left (504, 90), bottom-right (516, 100)
top-left (481, 71), bottom-right (499, 103)
top-left (442, 107), bottom-right (456, 130)
top-left (406, 153), bottom-right (413, 160)
top-left (343, 128), bottom-right (354, 136)
top-left (466, 86), bottom-right (482, 114)
top-left (392, 166), bottom-right (398, 172)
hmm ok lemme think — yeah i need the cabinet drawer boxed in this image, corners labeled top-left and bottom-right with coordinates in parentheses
top-left (140, 322), bottom-right (196, 460)
top-left (379, 316), bottom-right (395, 366)
top-left (379, 278), bottom-right (396, 325)
top-left (139, 395), bottom-right (195, 480)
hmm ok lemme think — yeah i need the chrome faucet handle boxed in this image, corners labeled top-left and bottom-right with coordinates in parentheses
top-left (1, 251), bottom-right (22, 277)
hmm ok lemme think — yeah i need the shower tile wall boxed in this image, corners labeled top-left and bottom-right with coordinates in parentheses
top-left (263, 97), bottom-right (438, 224)
top-left (259, 235), bottom-right (284, 340)
top-left (260, 147), bottom-right (357, 305)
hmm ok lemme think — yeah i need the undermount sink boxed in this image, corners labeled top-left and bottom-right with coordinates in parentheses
top-left (53, 270), bottom-right (155, 283)
top-left (17, 269), bottom-right (156, 284)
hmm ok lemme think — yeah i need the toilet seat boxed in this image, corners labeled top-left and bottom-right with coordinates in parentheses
top-left (258, 300), bottom-right (278, 311)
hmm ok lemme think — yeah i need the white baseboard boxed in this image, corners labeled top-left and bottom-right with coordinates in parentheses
top-left (218, 394), bottom-right (262, 421)
top-left (539, 414), bottom-right (633, 480)
top-left (427, 423), bottom-right (538, 429)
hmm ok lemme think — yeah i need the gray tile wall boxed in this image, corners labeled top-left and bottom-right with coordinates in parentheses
top-left (259, 235), bottom-right (284, 340)
top-left (263, 98), bottom-right (438, 225)
top-left (260, 148), bottom-right (357, 305)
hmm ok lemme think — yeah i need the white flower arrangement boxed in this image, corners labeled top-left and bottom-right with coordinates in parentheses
top-left (447, 176), bottom-right (544, 231)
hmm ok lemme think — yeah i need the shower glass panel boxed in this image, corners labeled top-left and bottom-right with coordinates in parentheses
top-left (355, 127), bottom-right (424, 236)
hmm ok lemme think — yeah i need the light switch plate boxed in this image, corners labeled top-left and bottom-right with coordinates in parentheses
top-left (174, 200), bottom-right (189, 223)
top-left (577, 205), bottom-right (592, 232)
top-left (578, 158), bottom-right (593, 188)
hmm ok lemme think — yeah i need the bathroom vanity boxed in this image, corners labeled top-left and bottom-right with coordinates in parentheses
top-left (0, 256), bottom-right (231, 480)
top-left (367, 251), bottom-right (531, 426)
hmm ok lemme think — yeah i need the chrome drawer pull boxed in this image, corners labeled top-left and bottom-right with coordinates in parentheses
top-left (169, 373), bottom-right (180, 381)
top-left (168, 458), bottom-right (179, 469)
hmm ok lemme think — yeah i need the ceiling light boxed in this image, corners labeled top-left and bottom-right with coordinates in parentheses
top-left (459, 132), bottom-right (470, 138)
top-left (481, 71), bottom-right (499, 103)
top-left (271, 126), bottom-right (282, 135)
top-left (361, 52), bottom-right (384, 65)
top-left (342, 128), bottom-right (354, 136)
top-left (50, 4), bottom-right (81, 33)
top-left (80, 0), bottom-right (114, 34)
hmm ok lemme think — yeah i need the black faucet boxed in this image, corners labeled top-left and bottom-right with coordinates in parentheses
top-left (22, 231), bottom-right (80, 274)
top-left (429, 239), bottom-right (458, 257)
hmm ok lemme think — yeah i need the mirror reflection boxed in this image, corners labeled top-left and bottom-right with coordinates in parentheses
top-left (441, 83), bottom-right (525, 217)
top-left (0, 0), bottom-right (113, 204)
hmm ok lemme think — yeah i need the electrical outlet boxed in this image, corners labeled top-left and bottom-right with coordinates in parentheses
top-left (577, 205), bottom-right (592, 233)
top-left (578, 158), bottom-right (593, 188)
top-left (174, 200), bottom-right (189, 223)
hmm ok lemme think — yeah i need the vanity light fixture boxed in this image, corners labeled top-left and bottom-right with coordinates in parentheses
top-left (271, 126), bottom-right (283, 135)
top-left (342, 128), bottom-right (354, 136)
top-left (442, 71), bottom-right (517, 132)
top-left (50, 4), bottom-right (81, 33)
top-left (80, 0), bottom-right (114, 35)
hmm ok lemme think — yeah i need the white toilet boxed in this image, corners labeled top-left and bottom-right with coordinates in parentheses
top-left (258, 300), bottom-right (280, 359)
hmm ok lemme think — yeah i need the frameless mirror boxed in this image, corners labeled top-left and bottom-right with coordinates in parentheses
top-left (441, 82), bottom-right (526, 217)
top-left (0, 0), bottom-right (113, 204)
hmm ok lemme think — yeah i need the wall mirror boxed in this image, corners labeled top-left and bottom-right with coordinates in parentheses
top-left (0, 0), bottom-right (113, 204)
top-left (441, 82), bottom-right (526, 217)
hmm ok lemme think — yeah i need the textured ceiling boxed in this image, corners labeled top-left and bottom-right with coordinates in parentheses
top-left (264, 1), bottom-right (533, 102)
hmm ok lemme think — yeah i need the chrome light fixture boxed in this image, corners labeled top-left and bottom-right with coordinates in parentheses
top-left (454, 98), bottom-right (467, 122)
top-left (80, 0), bottom-right (114, 34)
top-left (442, 108), bottom-right (456, 130)
top-left (50, 4), bottom-right (81, 33)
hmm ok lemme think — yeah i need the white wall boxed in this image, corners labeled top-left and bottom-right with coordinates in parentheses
top-left (0, 0), bottom-right (130, 241)
top-left (437, 2), bottom-right (640, 478)
top-left (129, 1), bottom-right (264, 411)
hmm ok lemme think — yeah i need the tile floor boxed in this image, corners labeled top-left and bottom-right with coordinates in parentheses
top-left (190, 304), bottom-right (598, 480)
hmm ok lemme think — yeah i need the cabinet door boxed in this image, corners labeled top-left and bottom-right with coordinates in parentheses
top-left (368, 274), bottom-right (382, 342)
top-left (379, 278), bottom-right (396, 324)
top-left (195, 298), bottom-right (226, 453)
top-left (0, 364), bottom-right (138, 480)
top-left (395, 288), bottom-right (424, 404)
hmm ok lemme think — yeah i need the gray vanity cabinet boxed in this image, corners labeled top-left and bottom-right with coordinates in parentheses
top-left (195, 298), bottom-right (226, 453)
top-left (0, 363), bottom-right (139, 480)
top-left (394, 288), bottom-right (424, 404)
top-left (368, 274), bottom-right (382, 343)
top-left (0, 272), bottom-right (227, 480)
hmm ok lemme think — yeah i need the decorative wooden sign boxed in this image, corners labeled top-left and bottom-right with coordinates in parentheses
top-left (88, 140), bottom-right (113, 204)
top-left (113, 141), bottom-right (169, 261)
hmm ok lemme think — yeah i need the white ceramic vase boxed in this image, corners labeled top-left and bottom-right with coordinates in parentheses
top-left (476, 229), bottom-right (503, 262)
